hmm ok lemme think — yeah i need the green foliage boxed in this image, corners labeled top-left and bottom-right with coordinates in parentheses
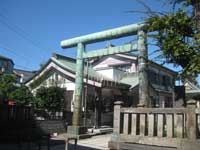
top-left (9, 86), bottom-right (34, 106)
top-left (0, 74), bottom-right (34, 106)
top-left (35, 86), bottom-right (65, 112)
top-left (163, 0), bottom-right (190, 6)
top-left (145, 4), bottom-right (200, 80)
top-left (0, 74), bottom-right (17, 102)
top-left (34, 86), bottom-right (46, 109)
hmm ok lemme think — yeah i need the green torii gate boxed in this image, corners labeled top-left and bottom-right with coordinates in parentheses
top-left (60, 22), bottom-right (149, 135)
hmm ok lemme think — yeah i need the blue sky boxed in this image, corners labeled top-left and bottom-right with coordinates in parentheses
top-left (0, 0), bottom-right (199, 83)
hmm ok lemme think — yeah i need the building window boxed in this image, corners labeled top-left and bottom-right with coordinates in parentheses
top-left (149, 70), bottom-right (158, 84)
top-left (164, 97), bottom-right (173, 107)
top-left (150, 96), bottom-right (159, 108)
top-left (161, 75), bottom-right (172, 87)
top-left (162, 75), bottom-right (166, 86)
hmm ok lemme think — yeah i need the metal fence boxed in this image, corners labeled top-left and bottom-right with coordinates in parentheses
top-left (0, 105), bottom-right (33, 121)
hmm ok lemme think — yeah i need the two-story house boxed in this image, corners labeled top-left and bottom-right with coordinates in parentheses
top-left (0, 55), bottom-right (35, 83)
top-left (26, 52), bottom-right (177, 126)
top-left (0, 55), bottom-right (14, 74)
top-left (92, 53), bottom-right (177, 108)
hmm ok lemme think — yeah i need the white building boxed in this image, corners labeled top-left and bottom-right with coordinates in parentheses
top-left (26, 52), bottom-right (177, 126)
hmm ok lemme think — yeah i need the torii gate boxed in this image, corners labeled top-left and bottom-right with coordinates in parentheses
top-left (60, 22), bottom-right (149, 135)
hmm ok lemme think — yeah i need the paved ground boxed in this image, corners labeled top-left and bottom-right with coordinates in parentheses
top-left (74, 134), bottom-right (110, 150)
top-left (52, 133), bottom-right (110, 150)
top-left (0, 134), bottom-right (111, 150)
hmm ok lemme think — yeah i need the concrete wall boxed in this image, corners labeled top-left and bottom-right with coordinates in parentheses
top-left (36, 120), bottom-right (67, 134)
top-left (96, 69), bottom-right (114, 79)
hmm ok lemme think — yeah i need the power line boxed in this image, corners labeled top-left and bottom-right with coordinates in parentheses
top-left (0, 47), bottom-right (36, 71)
top-left (14, 64), bottom-right (34, 71)
top-left (0, 44), bottom-right (28, 60)
top-left (0, 43), bottom-right (38, 70)
top-left (0, 12), bottom-right (48, 61)
top-left (0, 17), bottom-right (46, 54)
top-left (0, 10), bottom-right (50, 57)
top-left (0, 13), bottom-right (39, 43)
top-left (0, 11), bottom-right (48, 50)
top-left (0, 43), bottom-right (36, 64)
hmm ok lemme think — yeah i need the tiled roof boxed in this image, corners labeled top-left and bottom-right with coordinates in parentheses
top-left (119, 73), bottom-right (139, 89)
top-left (26, 53), bottom-right (130, 89)
top-left (13, 68), bottom-right (36, 83)
top-left (51, 54), bottom-right (110, 81)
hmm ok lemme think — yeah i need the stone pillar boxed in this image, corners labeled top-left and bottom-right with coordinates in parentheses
top-left (72, 43), bottom-right (84, 126)
top-left (137, 30), bottom-right (149, 107)
top-left (113, 101), bottom-right (123, 134)
top-left (186, 99), bottom-right (196, 140)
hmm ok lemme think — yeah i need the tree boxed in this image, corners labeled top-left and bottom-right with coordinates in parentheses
top-left (0, 74), bottom-right (17, 103)
top-left (34, 86), bottom-right (46, 109)
top-left (35, 86), bottom-right (65, 112)
top-left (138, 0), bottom-right (200, 82)
top-left (0, 74), bottom-right (34, 105)
top-left (9, 86), bottom-right (34, 106)
top-left (169, 0), bottom-right (200, 26)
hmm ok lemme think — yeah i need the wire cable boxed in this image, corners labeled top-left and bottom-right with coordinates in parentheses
top-left (0, 10), bottom-right (50, 59)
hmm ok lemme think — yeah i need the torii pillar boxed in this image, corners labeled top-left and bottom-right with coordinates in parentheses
top-left (138, 30), bottom-right (149, 107)
top-left (72, 43), bottom-right (84, 126)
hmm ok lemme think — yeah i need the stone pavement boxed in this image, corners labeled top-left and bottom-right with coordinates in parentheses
top-left (76, 134), bottom-right (110, 150)
top-left (52, 133), bottom-right (111, 150)
top-left (0, 134), bottom-right (111, 150)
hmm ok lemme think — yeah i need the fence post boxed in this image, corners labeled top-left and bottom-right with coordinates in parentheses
top-left (113, 101), bottom-right (123, 134)
top-left (137, 104), bottom-right (146, 136)
top-left (186, 99), bottom-right (196, 140)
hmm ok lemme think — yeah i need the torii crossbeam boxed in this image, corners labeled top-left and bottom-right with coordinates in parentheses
top-left (60, 22), bottom-right (149, 135)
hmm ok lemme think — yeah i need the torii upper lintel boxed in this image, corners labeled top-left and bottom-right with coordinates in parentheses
top-left (61, 23), bottom-right (145, 49)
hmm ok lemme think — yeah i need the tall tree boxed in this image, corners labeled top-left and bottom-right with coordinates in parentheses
top-left (138, 0), bottom-right (200, 83)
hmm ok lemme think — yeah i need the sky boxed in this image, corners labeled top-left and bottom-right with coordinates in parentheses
top-left (0, 0), bottom-right (199, 83)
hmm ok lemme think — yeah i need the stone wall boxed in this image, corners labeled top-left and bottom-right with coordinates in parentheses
top-left (36, 120), bottom-right (67, 134)
top-left (101, 112), bottom-right (113, 126)
top-left (35, 112), bottom-right (73, 134)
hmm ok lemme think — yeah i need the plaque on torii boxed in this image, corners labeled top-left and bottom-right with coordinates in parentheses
top-left (60, 23), bottom-right (149, 135)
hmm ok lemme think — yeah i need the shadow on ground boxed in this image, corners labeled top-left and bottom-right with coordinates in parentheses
top-left (0, 139), bottom-right (100, 150)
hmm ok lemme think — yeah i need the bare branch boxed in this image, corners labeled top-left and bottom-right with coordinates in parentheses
top-left (125, 10), bottom-right (166, 16)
